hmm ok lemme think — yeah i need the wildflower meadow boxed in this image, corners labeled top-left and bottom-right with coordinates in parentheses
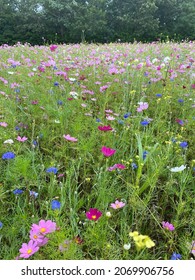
top-left (0, 41), bottom-right (195, 260)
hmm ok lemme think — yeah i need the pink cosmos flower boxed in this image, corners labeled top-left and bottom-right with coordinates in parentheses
top-left (98, 125), bottom-right (113, 131)
top-left (50, 44), bottom-right (58, 52)
top-left (31, 220), bottom-right (56, 235)
top-left (16, 136), bottom-right (28, 142)
top-left (19, 240), bottom-right (39, 259)
top-left (101, 146), bottom-right (116, 157)
top-left (0, 122), bottom-right (8, 127)
top-left (191, 84), bottom-right (195, 89)
top-left (106, 115), bottom-right (115, 120)
top-left (108, 164), bottom-right (126, 171)
top-left (63, 134), bottom-right (78, 142)
top-left (86, 208), bottom-right (102, 221)
top-left (137, 102), bottom-right (149, 112)
top-left (110, 200), bottom-right (126, 209)
top-left (29, 229), bottom-right (45, 244)
top-left (162, 221), bottom-right (175, 231)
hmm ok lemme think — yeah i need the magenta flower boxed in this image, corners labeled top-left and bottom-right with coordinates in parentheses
top-left (50, 44), bottom-right (58, 52)
top-left (110, 200), bottom-right (126, 209)
top-left (98, 125), bottom-right (113, 131)
top-left (16, 136), bottom-right (28, 142)
top-left (162, 221), bottom-right (175, 231)
top-left (19, 240), bottom-right (39, 259)
top-left (63, 134), bottom-right (78, 142)
top-left (86, 208), bottom-right (102, 221)
top-left (191, 84), bottom-right (195, 89)
top-left (101, 146), bottom-right (116, 157)
top-left (31, 220), bottom-right (56, 235)
top-left (108, 163), bottom-right (126, 171)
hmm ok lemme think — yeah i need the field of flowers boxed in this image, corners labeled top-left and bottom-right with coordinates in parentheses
top-left (0, 42), bottom-right (195, 260)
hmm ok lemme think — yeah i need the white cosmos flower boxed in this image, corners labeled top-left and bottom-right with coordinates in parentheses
top-left (123, 243), bottom-right (131, 250)
top-left (4, 139), bottom-right (14, 144)
top-left (8, 72), bottom-right (14, 75)
top-left (169, 165), bottom-right (186, 172)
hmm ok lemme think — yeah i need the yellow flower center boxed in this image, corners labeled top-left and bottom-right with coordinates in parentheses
top-left (40, 227), bottom-right (46, 233)
top-left (27, 249), bottom-right (32, 254)
top-left (92, 215), bottom-right (96, 220)
top-left (33, 235), bottom-right (38, 239)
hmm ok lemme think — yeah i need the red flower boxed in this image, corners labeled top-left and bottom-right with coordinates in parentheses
top-left (86, 208), bottom-right (102, 221)
top-left (98, 125), bottom-right (113, 131)
top-left (101, 146), bottom-right (116, 157)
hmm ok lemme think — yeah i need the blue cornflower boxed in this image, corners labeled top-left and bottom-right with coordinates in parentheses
top-left (131, 163), bottom-right (138, 169)
top-left (171, 138), bottom-right (177, 143)
top-left (57, 100), bottom-right (63, 105)
top-left (15, 126), bottom-right (20, 130)
top-left (179, 141), bottom-right (188, 148)
top-left (53, 66), bottom-right (58, 70)
top-left (140, 120), bottom-right (149, 126)
top-left (54, 82), bottom-right (59, 86)
top-left (124, 112), bottom-right (131, 119)
top-left (32, 140), bottom-right (38, 147)
top-left (143, 151), bottom-right (148, 160)
top-left (170, 252), bottom-right (182, 260)
top-left (2, 152), bottom-right (15, 160)
top-left (13, 189), bottom-right (23, 195)
top-left (0, 221), bottom-right (3, 229)
top-left (118, 120), bottom-right (124, 124)
top-left (51, 200), bottom-right (61, 210)
top-left (96, 118), bottom-right (101, 122)
top-left (46, 167), bottom-right (58, 174)
top-left (178, 99), bottom-right (184, 103)
top-left (14, 88), bottom-right (20, 93)
top-left (156, 94), bottom-right (162, 98)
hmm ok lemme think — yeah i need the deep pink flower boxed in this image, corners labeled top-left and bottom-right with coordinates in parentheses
top-left (86, 208), bottom-right (102, 221)
top-left (50, 44), bottom-right (58, 52)
top-left (110, 200), bottom-right (126, 209)
top-left (101, 146), bottom-right (116, 157)
top-left (162, 221), bottom-right (175, 231)
top-left (191, 84), bottom-right (195, 89)
top-left (31, 220), bottom-right (56, 235)
top-left (98, 125), bottom-right (113, 131)
top-left (108, 163), bottom-right (126, 171)
top-left (63, 134), bottom-right (78, 142)
top-left (16, 136), bottom-right (28, 142)
top-left (19, 240), bottom-right (39, 259)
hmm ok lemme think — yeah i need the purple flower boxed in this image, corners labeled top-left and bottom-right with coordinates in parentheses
top-left (0, 221), bottom-right (3, 229)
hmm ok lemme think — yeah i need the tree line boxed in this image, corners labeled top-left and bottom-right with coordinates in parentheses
top-left (1, 0), bottom-right (195, 45)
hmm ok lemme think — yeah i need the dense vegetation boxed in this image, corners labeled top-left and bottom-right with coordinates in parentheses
top-left (1, 0), bottom-right (195, 45)
top-left (0, 42), bottom-right (195, 260)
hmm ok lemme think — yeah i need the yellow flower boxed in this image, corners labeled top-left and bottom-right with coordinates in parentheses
top-left (129, 231), bottom-right (155, 250)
